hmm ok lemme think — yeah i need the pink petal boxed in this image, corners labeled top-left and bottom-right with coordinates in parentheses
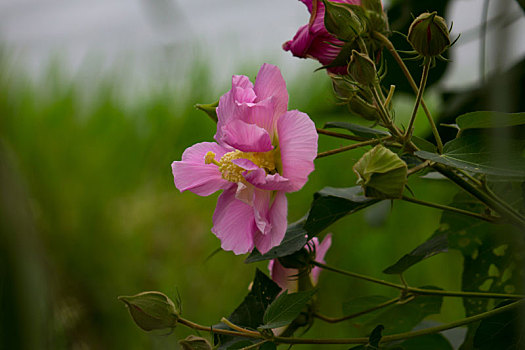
top-left (212, 187), bottom-right (256, 255)
top-left (172, 142), bottom-right (232, 196)
top-left (244, 168), bottom-right (292, 191)
top-left (254, 63), bottom-right (289, 125)
top-left (268, 259), bottom-right (298, 292)
top-left (253, 189), bottom-right (272, 236)
top-left (310, 234), bottom-right (332, 284)
top-left (282, 24), bottom-right (314, 58)
top-left (222, 119), bottom-right (273, 152)
top-left (253, 191), bottom-right (288, 254)
top-left (232, 158), bottom-right (259, 171)
top-left (232, 74), bottom-right (254, 90)
top-left (277, 110), bottom-right (318, 192)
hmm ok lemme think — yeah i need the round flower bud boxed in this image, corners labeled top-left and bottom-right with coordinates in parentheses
top-left (407, 12), bottom-right (450, 57)
top-left (348, 50), bottom-right (378, 85)
top-left (118, 291), bottom-right (180, 331)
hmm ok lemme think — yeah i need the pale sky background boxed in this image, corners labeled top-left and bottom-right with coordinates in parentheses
top-left (0, 0), bottom-right (524, 92)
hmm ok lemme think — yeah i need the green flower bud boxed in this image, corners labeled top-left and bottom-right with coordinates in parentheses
top-left (353, 144), bottom-right (407, 199)
top-left (322, 0), bottom-right (365, 42)
top-left (348, 50), bottom-right (378, 85)
top-left (118, 291), bottom-right (180, 331)
top-left (179, 335), bottom-right (212, 350)
top-left (348, 95), bottom-right (381, 121)
top-left (407, 12), bottom-right (451, 57)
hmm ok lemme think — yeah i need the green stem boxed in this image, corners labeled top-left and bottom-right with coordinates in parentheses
top-left (221, 317), bottom-right (261, 336)
top-left (312, 261), bottom-right (525, 299)
top-left (316, 137), bottom-right (390, 159)
top-left (401, 195), bottom-right (499, 223)
top-left (316, 128), bottom-right (368, 142)
top-left (433, 164), bottom-right (525, 229)
top-left (178, 301), bottom-right (524, 345)
top-left (405, 62), bottom-right (430, 141)
top-left (314, 297), bottom-right (401, 323)
top-left (407, 160), bottom-right (430, 176)
top-left (372, 31), bottom-right (444, 153)
top-left (369, 85), bottom-right (404, 139)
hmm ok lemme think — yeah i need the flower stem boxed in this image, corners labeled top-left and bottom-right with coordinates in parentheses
top-left (316, 137), bottom-right (390, 159)
top-left (372, 31), bottom-right (444, 153)
top-left (316, 128), bottom-right (368, 142)
top-left (433, 164), bottom-right (525, 229)
top-left (314, 297), bottom-right (401, 323)
top-left (221, 317), bottom-right (261, 336)
top-left (178, 301), bottom-right (524, 345)
top-left (404, 62), bottom-right (430, 142)
top-left (369, 85), bottom-right (404, 139)
top-left (311, 261), bottom-right (524, 299)
top-left (400, 195), bottom-right (500, 223)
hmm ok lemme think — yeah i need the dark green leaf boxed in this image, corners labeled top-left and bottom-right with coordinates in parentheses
top-left (393, 334), bottom-right (453, 350)
top-left (260, 289), bottom-right (317, 329)
top-left (369, 324), bottom-right (384, 348)
top-left (244, 220), bottom-right (308, 263)
top-left (215, 269), bottom-right (281, 349)
top-left (304, 186), bottom-right (379, 235)
top-left (415, 130), bottom-right (525, 179)
top-left (473, 301), bottom-right (525, 350)
top-left (344, 290), bottom-right (442, 337)
top-left (324, 121), bottom-right (390, 138)
top-left (411, 136), bottom-right (437, 152)
top-left (383, 234), bottom-right (448, 274)
top-left (260, 342), bottom-right (277, 350)
top-left (456, 111), bottom-right (525, 132)
top-left (342, 295), bottom-right (392, 324)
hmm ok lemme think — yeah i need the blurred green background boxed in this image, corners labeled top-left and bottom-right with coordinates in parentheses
top-left (0, 54), bottom-right (466, 350)
top-left (1, 0), bottom-right (524, 349)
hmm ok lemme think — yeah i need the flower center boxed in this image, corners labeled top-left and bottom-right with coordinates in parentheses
top-left (205, 150), bottom-right (276, 183)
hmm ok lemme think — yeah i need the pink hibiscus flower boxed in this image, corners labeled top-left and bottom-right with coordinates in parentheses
top-left (172, 63), bottom-right (318, 255)
top-left (283, 0), bottom-right (362, 74)
top-left (268, 234), bottom-right (332, 292)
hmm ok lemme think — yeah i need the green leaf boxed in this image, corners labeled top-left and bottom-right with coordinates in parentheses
top-left (215, 269), bottom-right (281, 349)
top-left (324, 121), bottom-right (390, 138)
top-left (344, 291), bottom-right (442, 336)
top-left (391, 334), bottom-right (453, 350)
top-left (415, 130), bottom-right (525, 179)
top-left (260, 289), bottom-right (317, 329)
top-left (304, 186), bottom-right (379, 235)
top-left (368, 324), bottom-right (384, 348)
top-left (179, 335), bottom-right (213, 350)
top-left (411, 135), bottom-right (437, 153)
top-left (456, 111), bottom-right (525, 132)
top-left (246, 186), bottom-right (378, 262)
top-left (473, 301), bottom-right (525, 350)
top-left (342, 295), bottom-right (392, 324)
top-left (382, 234), bottom-right (448, 274)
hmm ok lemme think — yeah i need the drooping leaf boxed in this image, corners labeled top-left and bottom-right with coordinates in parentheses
top-left (304, 186), bottom-right (379, 235)
top-left (456, 111), bottom-right (525, 132)
top-left (473, 301), bottom-right (525, 350)
top-left (383, 233), bottom-right (448, 274)
top-left (324, 121), bottom-right (390, 138)
top-left (246, 186), bottom-right (379, 263)
top-left (415, 130), bottom-right (525, 179)
top-left (260, 289), bottom-right (317, 330)
top-left (215, 269), bottom-right (281, 349)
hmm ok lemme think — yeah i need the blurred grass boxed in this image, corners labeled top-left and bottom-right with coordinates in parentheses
top-left (1, 54), bottom-right (464, 349)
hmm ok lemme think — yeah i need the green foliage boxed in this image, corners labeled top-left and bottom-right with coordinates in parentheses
top-left (343, 290), bottom-right (443, 337)
top-left (473, 301), bottom-right (525, 350)
top-left (215, 269), bottom-right (280, 348)
top-left (260, 289), bottom-right (317, 330)
top-left (416, 130), bottom-right (525, 179)
top-left (456, 111), bottom-right (525, 132)
top-left (324, 121), bottom-right (390, 138)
